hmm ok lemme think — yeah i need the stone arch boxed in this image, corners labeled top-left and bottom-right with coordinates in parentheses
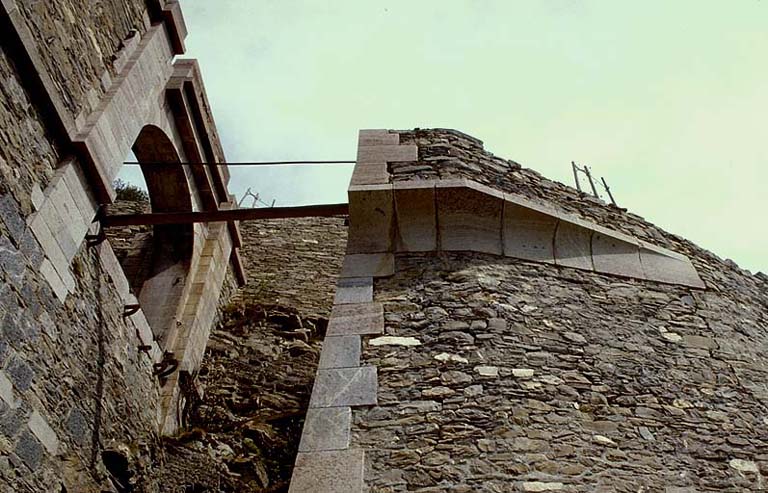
top-left (130, 124), bottom-right (195, 346)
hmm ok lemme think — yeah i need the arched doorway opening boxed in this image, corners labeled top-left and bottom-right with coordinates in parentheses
top-left (111, 124), bottom-right (195, 346)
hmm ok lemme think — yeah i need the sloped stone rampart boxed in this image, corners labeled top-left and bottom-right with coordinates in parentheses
top-left (352, 253), bottom-right (768, 491)
top-left (392, 129), bottom-right (760, 283)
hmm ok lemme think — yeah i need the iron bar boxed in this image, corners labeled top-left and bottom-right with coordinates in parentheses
top-left (601, 177), bottom-right (617, 206)
top-left (101, 203), bottom-right (349, 227)
top-left (571, 161), bottom-right (582, 192)
top-left (122, 160), bottom-right (356, 166)
top-left (583, 165), bottom-right (600, 198)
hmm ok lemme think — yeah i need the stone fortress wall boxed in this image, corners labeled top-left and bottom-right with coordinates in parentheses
top-left (291, 129), bottom-right (768, 493)
top-left (0, 1), bottom-right (241, 491)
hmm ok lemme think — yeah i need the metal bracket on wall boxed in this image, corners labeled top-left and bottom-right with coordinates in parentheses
top-left (123, 304), bottom-right (141, 319)
top-left (86, 208), bottom-right (108, 246)
top-left (153, 351), bottom-right (179, 379)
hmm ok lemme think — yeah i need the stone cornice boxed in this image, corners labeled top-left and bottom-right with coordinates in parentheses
top-left (347, 129), bottom-right (705, 289)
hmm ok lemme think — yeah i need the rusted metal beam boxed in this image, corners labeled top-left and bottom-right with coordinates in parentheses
top-left (101, 203), bottom-right (349, 227)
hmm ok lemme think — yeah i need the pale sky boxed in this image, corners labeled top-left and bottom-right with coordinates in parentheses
top-left (120, 1), bottom-right (767, 273)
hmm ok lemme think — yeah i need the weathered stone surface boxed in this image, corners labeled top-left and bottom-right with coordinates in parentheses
top-left (318, 336), bottom-right (361, 369)
top-left (640, 243), bottom-right (705, 288)
top-left (289, 449), bottom-right (364, 493)
top-left (347, 184), bottom-right (394, 253)
top-left (226, 216), bottom-right (347, 316)
top-left (327, 302), bottom-right (384, 336)
top-left (334, 277), bottom-right (373, 305)
top-left (503, 201), bottom-right (557, 263)
top-left (394, 181), bottom-right (437, 252)
top-left (310, 366), bottom-right (378, 408)
top-left (554, 219), bottom-right (594, 270)
top-left (359, 129), bottom-right (399, 147)
top-left (353, 244), bottom-right (768, 491)
top-left (340, 253), bottom-right (394, 278)
top-left (369, 336), bottom-right (421, 347)
top-left (592, 230), bottom-right (645, 279)
top-left (437, 182), bottom-right (503, 254)
top-left (298, 407), bottom-right (351, 452)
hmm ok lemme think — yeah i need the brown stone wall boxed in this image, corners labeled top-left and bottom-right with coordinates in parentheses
top-left (15, 0), bottom-right (150, 119)
top-left (147, 216), bottom-right (348, 491)
top-left (0, 220), bottom-right (165, 492)
top-left (0, 8), bottom-right (169, 490)
top-left (105, 200), bottom-right (154, 295)
top-left (0, 44), bottom-right (59, 215)
top-left (232, 216), bottom-right (349, 317)
top-left (353, 252), bottom-right (768, 491)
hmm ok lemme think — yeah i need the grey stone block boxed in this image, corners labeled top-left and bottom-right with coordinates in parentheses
top-left (289, 449), bottom-right (364, 493)
top-left (2, 311), bottom-right (39, 344)
top-left (327, 302), bottom-right (384, 337)
top-left (640, 244), bottom-right (705, 288)
top-left (554, 219), bottom-right (593, 270)
top-left (318, 336), bottom-right (361, 369)
top-left (0, 235), bottom-right (26, 285)
top-left (591, 231), bottom-right (644, 279)
top-left (347, 184), bottom-right (394, 253)
top-left (0, 401), bottom-right (27, 438)
top-left (0, 340), bottom-right (8, 367)
top-left (334, 277), bottom-right (373, 305)
top-left (18, 230), bottom-right (43, 269)
top-left (14, 430), bottom-right (44, 471)
top-left (298, 407), bottom-right (351, 452)
top-left (503, 202), bottom-right (557, 263)
top-left (66, 407), bottom-right (89, 445)
top-left (0, 194), bottom-right (25, 244)
top-left (5, 355), bottom-right (33, 392)
top-left (310, 366), bottom-right (378, 408)
top-left (437, 182), bottom-right (503, 255)
top-left (28, 410), bottom-right (59, 455)
top-left (359, 129), bottom-right (399, 146)
top-left (340, 253), bottom-right (394, 278)
top-left (394, 181), bottom-right (437, 252)
top-left (0, 371), bottom-right (15, 407)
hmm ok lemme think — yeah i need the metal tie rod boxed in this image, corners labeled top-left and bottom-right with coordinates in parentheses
top-left (101, 203), bottom-right (350, 227)
top-left (122, 160), bottom-right (356, 166)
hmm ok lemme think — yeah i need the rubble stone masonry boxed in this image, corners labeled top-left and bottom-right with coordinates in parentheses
top-left (0, 1), bottom-right (176, 491)
top-left (345, 129), bottom-right (768, 492)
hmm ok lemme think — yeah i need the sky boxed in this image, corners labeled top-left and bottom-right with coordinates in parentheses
top-left (119, 1), bottom-right (767, 273)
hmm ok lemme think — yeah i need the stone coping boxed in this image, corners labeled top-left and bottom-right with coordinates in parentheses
top-left (346, 130), bottom-right (705, 289)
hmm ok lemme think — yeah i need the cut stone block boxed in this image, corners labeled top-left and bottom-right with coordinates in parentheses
top-left (0, 371), bottom-right (16, 407)
top-left (347, 184), bottom-right (394, 253)
top-left (554, 219), bottom-right (593, 270)
top-left (394, 181), bottom-right (437, 252)
top-left (40, 258), bottom-right (67, 302)
top-left (592, 231), bottom-right (644, 279)
top-left (298, 407), bottom-right (351, 452)
top-left (309, 366), bottom-right (378, 408)
top-left (357, 144), bottom-right (417, 164)
top-left (327, 302), bottom-right (384, 336)
top-left (640, 244), bottom-right (705, 288)
top-left (289, 449), bottom-right (364, 493)
top-left (334, 277), bottom-right (373, 305)
top-left (503, 201), bottom-right (557, 263)
top-left (359, 129), bottom-right (399, 146)
top-left (28, 411), bottom-right (60, 455)
top-left (318, 336), bottom-right (361, 369)
top-left (437, 181), bottom-right (503, 254)
top-left (340, 253), bottom-right (394, 278)
top-left (350, 162), bottom-right (389, 186)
